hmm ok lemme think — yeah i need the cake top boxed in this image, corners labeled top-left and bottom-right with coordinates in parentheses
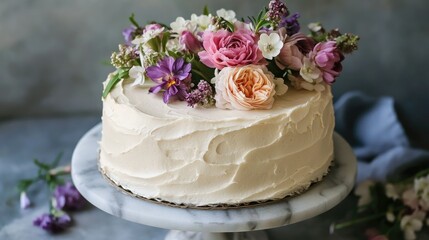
top-left (103, 0), bottom-right (359, 111)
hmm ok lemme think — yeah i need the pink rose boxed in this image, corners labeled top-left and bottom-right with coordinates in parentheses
top-left (198, 29), bottom-right (265, 69)
top-left (180, 31), bottom-right (202, 53)
top-left (213, 65), bottom-right (277, 110)
top-left (310, 41), bottom-right (344, 84)
top-left (275, 33), bottom-right (314, 71)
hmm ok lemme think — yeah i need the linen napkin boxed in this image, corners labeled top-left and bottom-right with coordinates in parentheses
top-left (334, 91), bottom-right (429, 183)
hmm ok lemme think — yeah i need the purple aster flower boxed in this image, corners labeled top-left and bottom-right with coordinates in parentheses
top-left (267, 0), bottom-right (289, 22)
top-left (54, 182), bottom-right (86, 210)
top-left (33, 213), bottom-right (71, 233)
top-left (280, 13), bottom-right (301, 36)
top-left (122, 25), bottom-right (136, 45)
top-left (146, 56), bottom-right (191, 103)
top-left (20, 191), bottom-right (31, 209)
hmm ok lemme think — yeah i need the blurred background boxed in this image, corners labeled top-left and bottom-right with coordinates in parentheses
top-left (1, 0), bottom-right (428, 239)
top-left (1, 0), bottom-right (429, 149)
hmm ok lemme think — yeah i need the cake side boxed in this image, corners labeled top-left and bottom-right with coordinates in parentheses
top-left (99, 80), bottom-right (334, 206)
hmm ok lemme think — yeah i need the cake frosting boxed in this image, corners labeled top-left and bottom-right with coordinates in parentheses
top-left (99, 79), bottom-right (334, 207)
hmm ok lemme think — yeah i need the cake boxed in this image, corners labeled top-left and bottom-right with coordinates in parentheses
top-left (99, 0), bottom-right (358, 207)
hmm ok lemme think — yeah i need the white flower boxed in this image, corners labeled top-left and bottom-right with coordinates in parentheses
top-left (20, 192), bottom-right (31, 209)
top-left (354, 180), bottom-right (375, 207)
top-left (166, 38), bottom-right (184, 52)
top-left (274, 78), bottom-right (288, 96)
top-left (129, 66), bottom-right (146, 86)
top-left (216, 8), bottom-right (237, 22)
top-left (258, 33), bottom-right (283, 60)
top-left (308, 22), bottom-right (322, 32)
top-left (131, 27), bottom-right (164, 46)
top-left (419, 188), bottom-right (429, 210)
top-left (400, 212), bottom-right (425, 240)
top-left (300, 57), bottom-right (323, 83)
top-left (191, 14), bottom-right (213, 31)
top-left (170, 17), bottom-right (195, 34)
top-left (288, 74), bottom-right (325, 92)
top-left (386, 211), bottom-right (395, 222)
top-left (414, 175), bottom-right (429, 195)
top-left (386, 183), bottom-right (400, 200)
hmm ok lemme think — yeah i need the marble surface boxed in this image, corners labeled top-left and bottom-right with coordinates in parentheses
top-left (71, 123), bottom-right (356, 237)
top-left (0, 116), bottom-right (366, 239)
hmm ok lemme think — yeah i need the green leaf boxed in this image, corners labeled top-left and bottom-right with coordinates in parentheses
top-left (161, 31), bottom-right (171, 52)
top-left (257, 9), bottom-right (265, 22)
top-left (50, 152), bottom-right (63, 168)
top-left (33, 159), bottom-right (50, 171)
top-left (102, 69), bottom-right (129, 98)
top-left (203, 5), bottom-right (210, 15)
top-left (147, 37), bottom-right (160, 52)
top-left (17, 179), bottom-right (34, 192)
top-left (129, 13), bottom-right (140, 28)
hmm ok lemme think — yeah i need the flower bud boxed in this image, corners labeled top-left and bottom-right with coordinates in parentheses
top-left (180, 31), bottom-right (202, 53)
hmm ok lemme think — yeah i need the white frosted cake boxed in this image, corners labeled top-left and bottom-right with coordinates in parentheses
top-left (99, 80), bottom-right (334, 207)
top-left (98, 0), bottom-right (358, 208)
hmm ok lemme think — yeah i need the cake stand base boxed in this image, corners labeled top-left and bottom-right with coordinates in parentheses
top-left (165, 230), bottom-right (268, 240)
top-left (72, 124), bottom-right (356, 240)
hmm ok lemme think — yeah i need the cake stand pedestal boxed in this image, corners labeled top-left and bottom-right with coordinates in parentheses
top-left (71, 124), bottom-right (356, 240)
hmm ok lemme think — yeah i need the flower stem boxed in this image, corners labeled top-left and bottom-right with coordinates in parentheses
top-left (334, 212), bottom-right (386, 230)
top-left (49, 165), bottom-right (71, 176)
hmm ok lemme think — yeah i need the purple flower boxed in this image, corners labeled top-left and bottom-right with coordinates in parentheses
top-left (54, 182), bottom-right (86, 210)
top-left (20, 192), bottom-right (31, 209)
top-left (33, 213), bottom-right (71, 233)
top-left (268, 0), bottom-right (289, 22)
top-left (122, 25), bottom-right (136, 45)
top-left (185, 80), bottom-right (214, 107)
top-left (280, 13), bottom-right (300, 36)
top-left (146, 56), bottom-right (191, 103)
top-left (310, 41), bottom-right (344, 84)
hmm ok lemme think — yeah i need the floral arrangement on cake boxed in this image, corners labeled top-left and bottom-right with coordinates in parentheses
top-left (103, 0), bottom-right (359, 110)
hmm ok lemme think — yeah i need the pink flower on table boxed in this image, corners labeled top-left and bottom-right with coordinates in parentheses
top-left (309, 41), bottom-right (344, 84)
top-left (213, 65), bottom-right (284, 110)
top-left (198, 29), bottom-right (265, 70)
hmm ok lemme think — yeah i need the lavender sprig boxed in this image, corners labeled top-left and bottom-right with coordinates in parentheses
top-left (185, 80), bottom-right (215, 107)
top-left (18, 153), bottom-right (86, 233)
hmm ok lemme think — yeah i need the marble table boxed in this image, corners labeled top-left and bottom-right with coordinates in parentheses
top-left (72, 124), bottom-right (356, 240)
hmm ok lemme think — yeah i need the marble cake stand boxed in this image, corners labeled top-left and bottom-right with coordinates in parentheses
top-left (71, 124), bottom-right (356, 240)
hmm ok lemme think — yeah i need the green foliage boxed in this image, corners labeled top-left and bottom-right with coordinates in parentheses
top-left (203, 5), bottom-right (210, 16)
top-left (129, 13), bottom-right (140, 28)
top-left (102, 69), bottom-right (129, 98)
top-left (249, 8), bottom-right (270, 32)
top-left (17, 153), bottom-right (67, 193)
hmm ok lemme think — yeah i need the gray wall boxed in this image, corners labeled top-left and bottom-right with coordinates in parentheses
top-left (1, 0), bottom-right (428, 147)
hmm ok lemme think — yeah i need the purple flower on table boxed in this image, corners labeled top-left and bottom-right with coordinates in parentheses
top-left (280, 13), bottom-right (300, 36)
top-left (146, 56), bottom-right (192, 103)
top-left (33, 213), bottom-right (71, 233)
top-left (20, 191), bottom-right (31, 209)
top-left (54, 182), bottom-right (86, 210)
top-left (122, 25), bottom-right (136, 45)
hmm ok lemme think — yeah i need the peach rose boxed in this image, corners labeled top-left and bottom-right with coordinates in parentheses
top-left (213, 65), bottom-right (281, 110)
